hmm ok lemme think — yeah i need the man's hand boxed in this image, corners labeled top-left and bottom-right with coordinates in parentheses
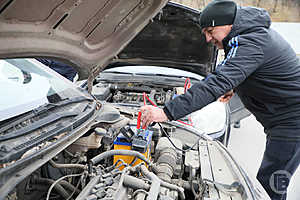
top-left (140, 105), bottom-right (168, 128)
top-left (219, 90), bottom-right (234, 103)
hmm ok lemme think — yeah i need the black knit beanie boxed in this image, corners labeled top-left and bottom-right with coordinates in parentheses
top-left (200, 0), bottom-right (237, 28)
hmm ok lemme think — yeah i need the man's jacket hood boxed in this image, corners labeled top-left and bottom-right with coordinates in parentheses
top-left (223, 6), bottom-right (271, 50)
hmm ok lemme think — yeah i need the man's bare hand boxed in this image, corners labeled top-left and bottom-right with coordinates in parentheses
top-left (219, 90), bottom-right (234, 103)
top-left (140, 105), bottom-right (168, 128)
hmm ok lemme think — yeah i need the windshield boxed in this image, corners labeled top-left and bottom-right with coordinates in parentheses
top-left (0, 58), bottom-right (85, 121)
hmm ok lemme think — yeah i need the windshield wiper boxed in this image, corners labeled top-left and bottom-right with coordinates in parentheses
top-left (0, 111), bottom-right (78, 141)
top-left (33, 96), bottom-right (93, 114)
top-left (0, 96), bottom-right (93, 135)
top-left (0, 103), bottom-right (97, 164)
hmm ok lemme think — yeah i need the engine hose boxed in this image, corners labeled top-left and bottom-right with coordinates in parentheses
top-left (133, 189), bottom-right (148, 200)
top-left (160, 180), bottom-right (185, 200)
top-left (90, 150), bottom-right (151, 166)
top-left (34, 177), bottom-right (81, 195)
top-left (123, 175), bottom-right (151, 190)
top-left (49, 160), bottom-right (87, 170)
top-left (140, 165), bottom-right (160, 200)
top-left (33, 177), bottom-right (70, 199)
top-left (60, 180), bottom-right (81, 195)
top-left (140, 165), bottom-right (185, 200)
top-left (171, 179), bottom-right (193, 190)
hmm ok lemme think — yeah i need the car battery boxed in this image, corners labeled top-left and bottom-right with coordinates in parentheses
top-left (113, 126), bottom-right (152, 170)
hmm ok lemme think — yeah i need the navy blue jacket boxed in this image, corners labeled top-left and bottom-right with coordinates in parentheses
top-left (163, 6), bottom-right (300, 140)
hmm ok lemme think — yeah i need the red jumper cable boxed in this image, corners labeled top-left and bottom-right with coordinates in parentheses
top-left (141, 91), bottom-right (193, 128)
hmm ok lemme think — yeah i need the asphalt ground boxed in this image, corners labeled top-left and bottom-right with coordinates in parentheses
top-left (228, 115), bottom-right (300, 200)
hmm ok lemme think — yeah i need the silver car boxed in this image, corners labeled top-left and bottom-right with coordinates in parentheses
top-left (0, 1), bottom-right (268, 200)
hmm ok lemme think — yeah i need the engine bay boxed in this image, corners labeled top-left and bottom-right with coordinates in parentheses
top-left (12, 102), bottom-right (209, 200)
top-left (6, 96), bottom-right (246, 200)
top-left (3, 76), bottom-right (245, 200)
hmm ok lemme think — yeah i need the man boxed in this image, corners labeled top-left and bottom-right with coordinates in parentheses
top-left (140, 0), bottom-right (300, 199)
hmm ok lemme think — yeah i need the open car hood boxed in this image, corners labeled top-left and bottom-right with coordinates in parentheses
top-left (110, 2), bottom-right (217, 76)
top-left (0, 0), bottom-right (168, 79)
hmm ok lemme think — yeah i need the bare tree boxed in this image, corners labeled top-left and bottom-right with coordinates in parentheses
top-left (273, 0), bottom-right (279, 12)
top-left (195, 0), bottom-right (202, 10)
top-left (256, 0), bottom-right (262, 7)
top-left (292, 0), bottom-right (300, 6)
top-left (281, 0), bottom-right (288, 7)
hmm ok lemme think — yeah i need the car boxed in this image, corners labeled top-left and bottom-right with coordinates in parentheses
top-left (0, 1), bottom-right (269, 200)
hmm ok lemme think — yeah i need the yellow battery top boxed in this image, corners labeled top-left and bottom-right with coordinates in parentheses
top-left (113, 127), bottom-right (152, 169)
